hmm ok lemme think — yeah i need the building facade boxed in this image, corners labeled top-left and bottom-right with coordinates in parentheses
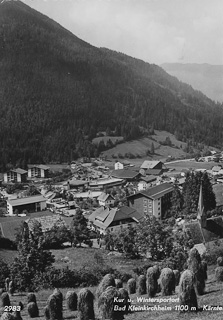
top-left (128, 183), bottom-right (174, 219)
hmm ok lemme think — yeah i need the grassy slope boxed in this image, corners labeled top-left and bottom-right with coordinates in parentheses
top-left (2, 265), bottom-right (223, 320)
top-left (101, 130), bottom-right (188, 160)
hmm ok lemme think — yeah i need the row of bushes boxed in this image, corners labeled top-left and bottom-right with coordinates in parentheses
top-left (0, 258), bottom-right (132, 292)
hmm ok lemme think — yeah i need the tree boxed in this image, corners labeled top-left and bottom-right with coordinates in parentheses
top-left (151, 142), bottom-right (155, 155)
top-left (70, 209), bottom-right (92, 247)
top-left (136, 216), bottom-right (173, 260)
top-left (113, 226), bottom-right (139, 259)
top-left (11, 221), bottom-right (55, 291)
top-left (170, 184), bottom-right (183, 217)
top-left (182, 172), bottom-right (216, 215)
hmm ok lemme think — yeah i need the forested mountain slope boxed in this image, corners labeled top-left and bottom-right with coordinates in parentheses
top-left (0, 1), bottom-right (223, 169)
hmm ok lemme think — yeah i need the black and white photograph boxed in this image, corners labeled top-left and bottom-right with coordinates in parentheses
top-left (0, 0), bottom-right (223, 319)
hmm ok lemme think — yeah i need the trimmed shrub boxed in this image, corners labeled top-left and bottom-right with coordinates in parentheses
top-left (146, 267), bottom-right (158, 298)
top-left (27, 293), bottom-right (37, 304)
top-left (8, 281), bottom-right (14, 295)
top-left (77, 288), bottom-right (95, 320)
top-left (217, 256), bottom-right (223, 266)
top-left (66, 291), bottom-right (77, 311)
top-left (119, 288), bottom-right (131, 314)
top-left (127, 278), bottom-right (136, 294)
top-left (201, 261), bottom-right (207, 280)
top-left (4, 278), bottom-right (9, 293)
top-left (47, 293), bottom-right (63, 320)
top-left (173, 270), bottom-right (180, 286)
top-left (53, 288), bottom-right (63, 311)
top-left (0, 292), bottom-right (10, 308)
top-left (115, 279), bottom-right (123, 289)
top-left (96, 273), bottom-right (115, 299)
top-left (179, 270), bottom-right (198, 312)
top-left (27, 301), bottom-right (39, 318)
top-left (160, 268), bottom-right (175, 296)
top-left (153, 265), bottom-right (161, 278)
top-left (137, 275), bottom-right (146, 295)
top-left (98, 286), bottom-right (124, 320)
top-left (215, 267), bottom-right (223, 282)
top-left (187, 248), bottom-right (205, 295)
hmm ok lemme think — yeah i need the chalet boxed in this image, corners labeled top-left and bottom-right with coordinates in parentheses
top-left (88, 206), bottom-right (143, 234)
top-left (3, 168), bottom-right (27, 183)
top-left (184, 184), bottom-right (223, 251)
top-left (137, 175), bottom-right (157, 191)
top-left (7, 195), bottom-right (47, 215)
top-left (127, 183), bottom-right (174, 219)
top-left (140, 161), bottom-right (163, 176)
top-left (97, 192), bottom-right (115, 207)
top-left (110, 169), bottom-right (140, 181)
top-left (28, 165), bottom-right (50, 179)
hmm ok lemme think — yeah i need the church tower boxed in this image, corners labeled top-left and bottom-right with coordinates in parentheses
top-left (197, 183), bottom-right (207, 228)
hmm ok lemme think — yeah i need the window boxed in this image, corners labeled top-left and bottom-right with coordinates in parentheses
top-left (143, 199), bottom-right (147, 206)
top-left (144, 207), bottom-right (147, 213)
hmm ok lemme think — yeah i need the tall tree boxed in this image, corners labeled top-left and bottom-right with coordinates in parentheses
top-left (70, 209), bottom-right (92, 247)
top-left (11, 221), bottom-right (55, 291)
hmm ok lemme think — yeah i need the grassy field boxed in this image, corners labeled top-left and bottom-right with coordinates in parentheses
top-left (101, 130), bottom-right (188, 161)
top-left (2, 265), bottom-right (223, 320)
top-left (165, 160), bottom-right (219, 172)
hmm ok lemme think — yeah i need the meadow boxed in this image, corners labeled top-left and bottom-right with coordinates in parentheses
top-left (2, 264), bottom-right (223, 320)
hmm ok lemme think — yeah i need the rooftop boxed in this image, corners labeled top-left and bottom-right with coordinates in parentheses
top-left (140, 161), bottom-right (162, 170)
top-left (7, 195), bottom-right (47, 206)
top-left (110, 169), bottom-right (139, 180)
top-left (128, 183), bottom-right (174, 200)
top-left (10, 168), bottom-right (27, 174)
top-left (88, 206), bottom-right (143, 229)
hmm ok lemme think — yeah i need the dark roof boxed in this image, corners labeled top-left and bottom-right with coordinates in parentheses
top-left (111, 169), bottom-right (139, 180)
top-left (146, 169), bottom-right (163, 176)
top-left (140, 175), bottom-right (157, 183)
top-left (184, 216), bottom-right (223, 245)
top-left (88, 206), bottom-right (143, 229)
top-left (140, 161), bottom-right (162, 170)
top-left (128, 183), bottom-right (173, 200)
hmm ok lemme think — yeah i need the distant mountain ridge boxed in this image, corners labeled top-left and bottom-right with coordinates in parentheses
top-left (161, 63), bottom-right (223, 102)
top-left (0, 1), bottom-right (223, 169)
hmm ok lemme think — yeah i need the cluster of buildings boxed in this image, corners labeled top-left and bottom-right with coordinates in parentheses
top-left (0, 160), bottom-right (176, 237)
top-left (2, 156), bottom-right (223, 249)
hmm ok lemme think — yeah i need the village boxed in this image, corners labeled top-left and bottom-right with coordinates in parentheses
top-left (1, 150), bottom-right (223, 252)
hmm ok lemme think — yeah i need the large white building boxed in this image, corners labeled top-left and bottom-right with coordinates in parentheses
top-left (7, 195), bottom-right (47, 216)
top-left (4, 168), bottom-right (27, 183)
top-left (27, 165), bottom-right (50, 179)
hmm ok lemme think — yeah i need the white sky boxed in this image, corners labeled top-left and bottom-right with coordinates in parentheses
top-left (20, 0), bottom-right (223, 65)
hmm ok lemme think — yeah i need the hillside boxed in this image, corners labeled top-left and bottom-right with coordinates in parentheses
top-left (161, 63), bottom-right (223, 103)
top-left (1, 1), bottom-right (223, 169)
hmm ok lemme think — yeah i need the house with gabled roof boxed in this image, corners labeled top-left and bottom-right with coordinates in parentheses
top-left (127, 183), bottom-right (174, 219)
top-left (97, 192), bottom-right (115, 207)
top-left (140, 160), bottom-right (163, 176)
top-left (88, 205), bottom-right (143, 234)
top-left (3, 168), bottom-right (27, 183)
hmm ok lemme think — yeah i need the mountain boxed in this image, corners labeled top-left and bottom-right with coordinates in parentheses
top-left (0, 1), bottom-right (223, 169)
top-left (161, 63), bottom-right (223, 103)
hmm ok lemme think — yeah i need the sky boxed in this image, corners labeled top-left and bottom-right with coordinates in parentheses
top-left (19, 0), bottom-right (223, 65)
